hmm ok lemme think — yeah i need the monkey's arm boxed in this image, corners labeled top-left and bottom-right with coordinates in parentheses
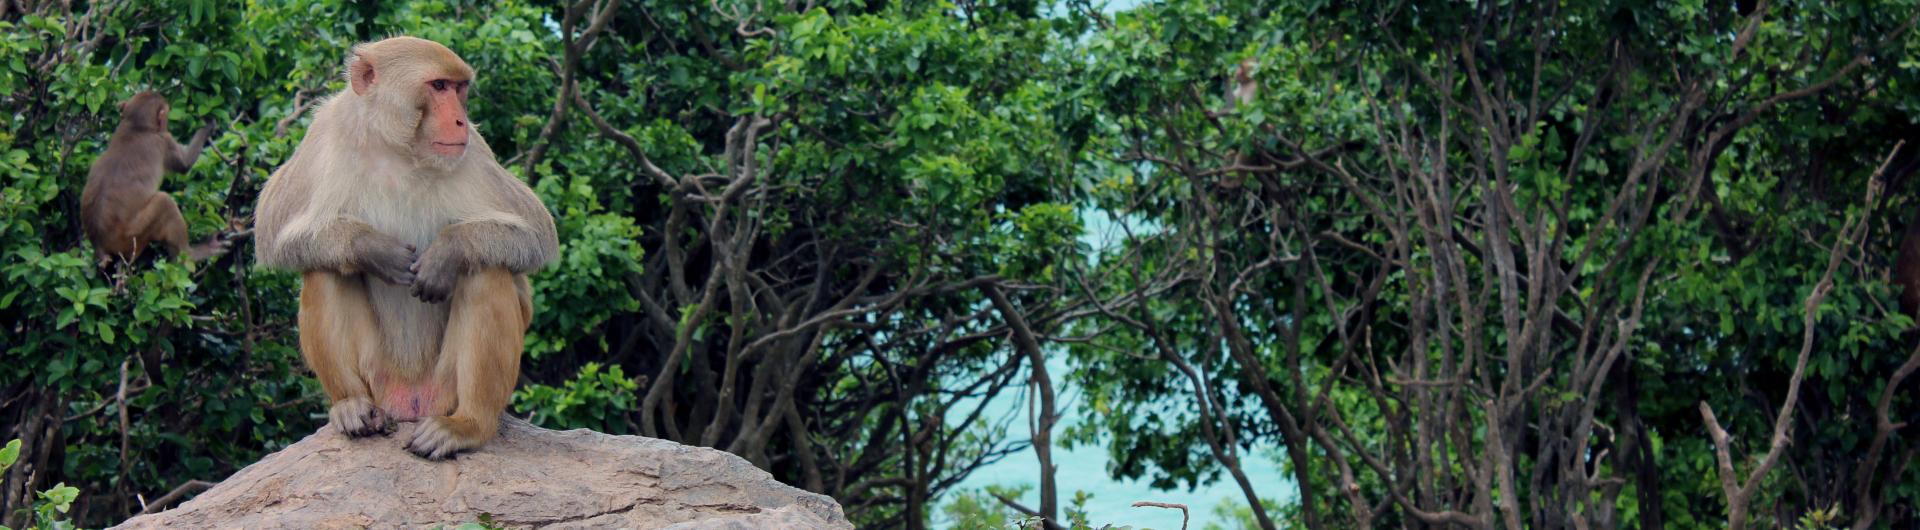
top-left (254, 171), bottom-right (416, 284)
top-left (165, 125), bottom-right (213, 173)
top-left (410, 173), bottom-right (557, 302)
top-left (262, 217), bottom-right (417, 285)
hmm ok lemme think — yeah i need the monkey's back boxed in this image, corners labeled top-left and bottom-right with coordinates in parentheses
top-left (81, 132), bottom-right (169, 256)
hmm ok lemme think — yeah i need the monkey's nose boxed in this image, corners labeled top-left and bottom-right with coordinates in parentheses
top-left (454, 119), bottom-right (466, 127)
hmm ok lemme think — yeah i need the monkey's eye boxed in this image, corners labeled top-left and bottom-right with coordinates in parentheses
top-left (430, 80), bottom-right (450, 92)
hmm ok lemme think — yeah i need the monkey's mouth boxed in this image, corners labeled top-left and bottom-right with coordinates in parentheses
top-left (430, 142), bottom-right (468, 156)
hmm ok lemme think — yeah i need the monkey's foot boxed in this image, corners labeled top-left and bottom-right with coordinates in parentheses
top-left (405, 416), bottom-right (488, 460)
top-left (329, 397), bottom-right (390, 437)
top-left (189, 238), bottom-right (231, 260)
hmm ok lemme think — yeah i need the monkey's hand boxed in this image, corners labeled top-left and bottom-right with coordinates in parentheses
top-left (329, 397), bottom-right (390, 437)
top-left (408, 243), bottom-right (461, 303)
top-left (349, 231), bottom-right (416, 286)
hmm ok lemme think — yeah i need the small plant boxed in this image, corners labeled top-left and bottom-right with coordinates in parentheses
top-left (435, 512), bottom-right (506, 530)
top-left (1795, 503), bottom-right (1844, 530)
top-left (0, 439), bottom-right (82, 530)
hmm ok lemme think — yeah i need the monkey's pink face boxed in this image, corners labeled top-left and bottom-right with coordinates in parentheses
top-left (422, 78), bottom-right (471, 158)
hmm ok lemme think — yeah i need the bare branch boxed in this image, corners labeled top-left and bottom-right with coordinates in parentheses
top-left (136, 480), bottom-right (214, 516)
top-left (1700, 141), bottom-right (1896, 530)
top-left (1131, 501), bottom-right (1190, 530)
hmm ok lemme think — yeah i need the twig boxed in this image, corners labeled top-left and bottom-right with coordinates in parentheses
top-left (265, 393), bottom-right (320, 410)
top-left (989, 493), bottom-right (1064, 530)
top-left (63, 380), bottom-right (150, 422)
top-left (273, 89), bottom-right (319, 137)
top-left (136, 479), bottom-right (214, 515)
top-left (1131, 501), bottom-right (1190, 530)
top-left (117, 357), bottom-right (132, 508)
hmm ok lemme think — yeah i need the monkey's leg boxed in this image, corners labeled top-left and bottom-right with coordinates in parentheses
top-left (405, 268), bottom-right (530, 460)
top-left (98, 193), bottom-right (179, 263)
top-left (299, 271), bottom-right (391, 437)
top-left (132, 193), bottom-right (226, 261)
top-left (131, 193), bottom-right (191, 259)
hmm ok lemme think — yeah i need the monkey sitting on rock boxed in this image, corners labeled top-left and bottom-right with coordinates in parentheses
top-left (254, 37), bottom-right (558, 460)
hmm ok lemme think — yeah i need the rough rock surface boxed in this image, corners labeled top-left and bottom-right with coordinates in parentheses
top-left (113, 418), bottom-right (851, 530)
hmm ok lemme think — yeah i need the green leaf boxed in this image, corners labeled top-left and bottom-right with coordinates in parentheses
top-left (39, 483), bottom-right (78, 513)
top-left (0, 439), bottom-right (20, 470)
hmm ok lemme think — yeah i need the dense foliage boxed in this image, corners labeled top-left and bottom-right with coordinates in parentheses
top-left (2, 0), bottom-right (1917, 529)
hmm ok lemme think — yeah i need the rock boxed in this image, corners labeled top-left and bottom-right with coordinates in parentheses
top-left (112, 418), bottom-right (852, 530)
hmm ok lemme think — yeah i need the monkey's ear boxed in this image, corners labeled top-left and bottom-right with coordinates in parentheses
top-left (349, 53), bottom-right (377, 96)
top-left (154, 104), bottom-right (169, 131)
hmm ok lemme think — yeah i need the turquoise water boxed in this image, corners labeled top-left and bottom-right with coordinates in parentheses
top-left (935, 206), bottom-right (1297, 529)
top-left (934, 353), bottom-right (1297, 530)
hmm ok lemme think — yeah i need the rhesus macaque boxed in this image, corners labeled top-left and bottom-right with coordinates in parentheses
top-left (1228, 57), bottom-right (1258, 112)
top-left (81, 91), bottom-right (227, 267)
top-left (254, 37), bottom-right (557, 459)
top-left (1222, 58), bottom-right (1259, 189)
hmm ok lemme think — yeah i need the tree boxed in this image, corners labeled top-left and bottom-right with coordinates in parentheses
top-left (1068, 0), bottom-right (1920, 528)
top-left (5, 1), bottom-right (1920, 528)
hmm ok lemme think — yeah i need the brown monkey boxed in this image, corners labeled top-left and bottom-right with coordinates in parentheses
top-left (253, 37), bottom-right (557, 459)
top-left (1222, 58), bottom-right (1259, 189)
top-left (81, 91), bottom-right (227, 267)
top-left (1227, 57), bottom-right (1258, 112)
